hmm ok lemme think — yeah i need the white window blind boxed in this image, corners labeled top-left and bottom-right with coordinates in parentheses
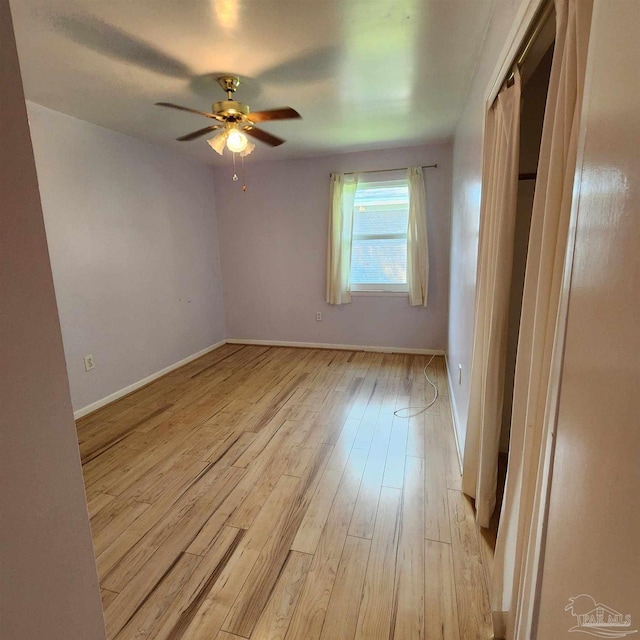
top-left (349, 178), bottom-right (410, 291)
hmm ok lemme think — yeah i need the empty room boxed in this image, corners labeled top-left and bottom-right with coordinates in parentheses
top-left (2, 0), bottom-right (639, 639)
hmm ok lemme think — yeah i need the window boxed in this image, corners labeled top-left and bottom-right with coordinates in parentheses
top-left (349, 177), bottom-right (410, 292)
top-left (326, 166), bottom-right (427, 307)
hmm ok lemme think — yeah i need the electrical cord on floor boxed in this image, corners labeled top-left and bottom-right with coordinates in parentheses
top-left (393, 354), bottom-right (438, 418)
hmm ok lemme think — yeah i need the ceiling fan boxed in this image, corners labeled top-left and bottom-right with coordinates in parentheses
top-left (156, 75), bottom-right (301, 156)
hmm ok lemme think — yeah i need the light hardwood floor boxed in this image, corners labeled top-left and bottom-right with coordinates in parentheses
top-left (77, 344), bottom-right (493, 640)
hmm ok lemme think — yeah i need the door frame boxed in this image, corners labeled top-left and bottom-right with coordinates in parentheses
top-left (481, 0), bottom-right (589, 636)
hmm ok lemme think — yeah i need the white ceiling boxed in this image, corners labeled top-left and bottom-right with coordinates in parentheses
top-left (10, 0), bottom-right (494, 165)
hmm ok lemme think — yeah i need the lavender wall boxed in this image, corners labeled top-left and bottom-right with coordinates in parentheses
top-left (27, 103), bottom-right (226, 412)
top-left (0, 1), bottom-right (105, 636)
top-left (215, 143), bottom-right (452, 351)
top-left (448, 0), bottom-right (529, 448)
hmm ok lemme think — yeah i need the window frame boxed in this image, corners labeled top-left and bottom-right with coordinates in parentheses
top-left (348, 175), bottom-right (410, 294)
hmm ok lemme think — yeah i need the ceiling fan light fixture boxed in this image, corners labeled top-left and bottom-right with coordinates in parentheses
top-left (157, 75), bottom-right (298, 189)
top-left (207, 131), bottom-right (228, 155)
top-left (226, 128), bottom-right (248, 153)
top-left (239, 141), bottom-right (255, 157)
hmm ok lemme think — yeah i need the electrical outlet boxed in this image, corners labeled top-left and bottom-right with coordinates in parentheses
top-left (84, 354), bottom-right (95, 371)
top-left (458, 363), bottom-right (463, 385)
top-left (316, 312), bottom-right (322, 322)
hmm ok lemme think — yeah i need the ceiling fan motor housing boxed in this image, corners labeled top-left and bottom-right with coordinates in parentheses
top-left (213, 100), bottom-right (250, 122)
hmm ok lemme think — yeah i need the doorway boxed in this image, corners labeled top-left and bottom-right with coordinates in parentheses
top-left (489, 43), bottom-right (556, 549)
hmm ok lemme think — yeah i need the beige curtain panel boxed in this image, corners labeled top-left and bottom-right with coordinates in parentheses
top-left (462, 68), bottom-right (522, 528)
top-left (326, 173), bottom-right (358, 305)
top-left (490, 1), bottom-right (594, 638)
top-left (407, 166), bottom-right (429, 306)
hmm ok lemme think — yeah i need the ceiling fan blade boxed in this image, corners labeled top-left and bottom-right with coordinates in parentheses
top-left (248, 107), bottom-right (301, 122)
top-left (244, 126), bottom-right (286, 147)
top-left (155, 102), bottom-right (224, 121)
top-left (176, 125), bottom-right (222, 141)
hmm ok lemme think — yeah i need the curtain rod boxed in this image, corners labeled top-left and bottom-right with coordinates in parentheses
top-left (505, 0), bottom-right (554, 87)
top-left (338, 164), bottom-right (438, 177)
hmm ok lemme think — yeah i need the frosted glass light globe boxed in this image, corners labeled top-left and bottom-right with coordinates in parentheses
top-left (226, 129), bottom-right (248, 153)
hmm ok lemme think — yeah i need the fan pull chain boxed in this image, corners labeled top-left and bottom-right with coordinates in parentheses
top-left (232, 152), bottom-right (238, 181)
top-left (241, 155), bottom-right (247, 191)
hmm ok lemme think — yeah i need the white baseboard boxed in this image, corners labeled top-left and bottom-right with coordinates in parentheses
top-left (444, 352), bottom-right (464, 473)
top-left (226, 338), bottom-right (445, 356)
top-left (73, 340), bottom-right (226, 420)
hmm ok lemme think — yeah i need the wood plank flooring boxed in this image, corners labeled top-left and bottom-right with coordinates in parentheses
top-left (76, 344), bottom-right (493, 640)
